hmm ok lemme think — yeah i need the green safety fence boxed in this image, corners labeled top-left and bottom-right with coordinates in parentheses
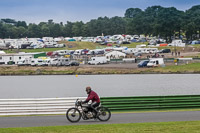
top-left (100, 95), bottom-right (200, 111)
top-left (34, 52), bottom-right (46, 58)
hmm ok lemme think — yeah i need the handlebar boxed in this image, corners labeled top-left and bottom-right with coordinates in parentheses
top-left (75, 98), bottom-right (82, 106)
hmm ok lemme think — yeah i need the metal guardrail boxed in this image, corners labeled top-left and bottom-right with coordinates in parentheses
top-left (2, 95), bottom-right (200, 116)
top-left (0, 97), bottom-right (86, 116)
top-left (101, 95), bottom-right (200, 111)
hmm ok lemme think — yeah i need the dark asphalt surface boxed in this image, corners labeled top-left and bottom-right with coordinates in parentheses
top-left (1, 111), bottom-right (200, 128)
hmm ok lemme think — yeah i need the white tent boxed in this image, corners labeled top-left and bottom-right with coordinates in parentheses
top-left (106, 51), bottom-right (126, 59)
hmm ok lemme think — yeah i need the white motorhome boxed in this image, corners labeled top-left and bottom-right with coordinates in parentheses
top-left (147, 58), bottom-right (165, 67)
top-left (31, 59), bottom-right (44, 66)
top-left (123, 48), bottom-right (137, 54)
top-left (74, 49), bottom-right (82, 55)
top-left (56, 50), bottom-right (70, 56)
top-left (30, 57), bottom-right (50, 66)
top-left (57, 58), bottom-right (70, 66)
top-left (138, 48), bottom-right (158, 54)
top-left (88, 56), bottom-right (108, 65)
top-left (17, 58), bottom-right (32, 66)
top-left (168, 40), bottom-right (185, 47)
top-left (88, 49), bottom-right (105, 55)
top-left (146, 48), bottom-right (158, 54)
top-left (54, 37), bottom-right (63, 42)
top-left (42, 37), bottom-right (54, 42)
top-left (113, 47), bottom-right (127, 52)
top-left (44, 41), bottom-right (57, 47)
top-left (0, 40), bottom-right (6, 47)
top-left (49, 58), bottom-right (58, 66)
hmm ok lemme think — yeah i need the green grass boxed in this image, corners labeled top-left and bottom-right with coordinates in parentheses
top-left (1, 121), bottom-right (200, 133)
top-left (155, 62), bottom-right (200, 73)
top-left (1, 62), bottom-right (200, 75)
top-left (4, 47), bottom-right (68, 53)
top-left (190, 44), bottom-right (200, 48)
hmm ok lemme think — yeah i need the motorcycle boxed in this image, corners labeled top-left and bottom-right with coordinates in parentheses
top-left (66, 99), bottom-right (111, 123)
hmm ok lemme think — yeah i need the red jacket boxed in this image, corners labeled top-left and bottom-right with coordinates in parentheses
top-left (85, 90), bottom-right (100, 103)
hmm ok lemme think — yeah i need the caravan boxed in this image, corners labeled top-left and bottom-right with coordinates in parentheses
top-left (88, 57), bottom-right (108, 65)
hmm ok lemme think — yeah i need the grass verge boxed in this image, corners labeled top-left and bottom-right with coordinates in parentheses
top-left (154, 62), bottom-right (200, 73)
top-left (1, 121), bottom-right (200, 133)
top-left (1, 63), bottom-right (200, 75)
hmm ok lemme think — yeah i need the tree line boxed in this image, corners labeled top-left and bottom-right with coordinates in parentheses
top-left (0, 5), bottom-right (200, 42)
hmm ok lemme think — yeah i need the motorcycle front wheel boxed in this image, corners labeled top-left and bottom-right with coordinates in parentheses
top-left (66, 108), bottom-right (81, 123)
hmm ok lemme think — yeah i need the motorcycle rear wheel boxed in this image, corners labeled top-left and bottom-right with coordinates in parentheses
top-left (97, 107), bottom-right (111, 121)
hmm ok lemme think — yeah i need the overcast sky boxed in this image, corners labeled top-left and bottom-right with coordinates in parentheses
top-left (0, 0), bottom-right (199, 24)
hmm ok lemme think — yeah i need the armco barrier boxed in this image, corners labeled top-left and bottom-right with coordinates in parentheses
top-left (0, 97), bottom-right (86, 116)
top-left (1, 95), bottom-right (200, 116)
top-left (100, 95), bottom-right (200, 111)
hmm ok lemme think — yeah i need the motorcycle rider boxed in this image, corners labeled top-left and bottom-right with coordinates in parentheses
top-left (82, 86), bottom-right (100, 117)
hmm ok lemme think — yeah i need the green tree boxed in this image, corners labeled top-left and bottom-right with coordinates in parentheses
top-left (16, 21), bottom-right (27, 28)
top-left (143, 6), bottom-right (164, 36)
top-left (110, 16), bottom-right (126, 35)
top-left (125, 8), bottom-right (143, 18)
top-left (27, 24), bottom-right (42, 38)
top-left (155, 7), bottom-right (184, 42)
top-left (17, 26), bottom-right (27, 38)
top-left (63, 21), bottom-right (73, 37)
top-left (72, 21), bottom-right (84, 36)
top-left (184, 5), bottom-right (200, 40)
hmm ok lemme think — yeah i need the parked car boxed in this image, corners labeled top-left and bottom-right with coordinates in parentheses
top-left (81, 49), bottom-right (89, 55)
top-left (158, 49), bottom-right (171, 53)
top-left (100, 42), bottom-right (107, 45)
top-left (137, 60), bottom-right (149, 68)
top-left (134, 52), bottom-right (142, 57)
top-left (97, 50), bottom-right (104, 55)
top-left (122, 41), bottom-right (130, 44)
top-left (69, 61), bottom-right (80, 66)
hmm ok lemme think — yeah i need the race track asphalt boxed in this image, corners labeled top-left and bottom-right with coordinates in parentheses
top-left (1, 111), bottom-right (200, 128)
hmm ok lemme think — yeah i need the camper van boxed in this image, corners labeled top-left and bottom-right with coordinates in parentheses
top-left (87, 49), bottom-right (105, 55)
top-left (147, 58), bottom-right (165, 67)
top-left (57, 58), bottom-right (70, 66)
top-left (88, 56), bottom-right (108, 65)
top-left (73, 49), bottom-right (82, 55)
top-left (17, 59), bottom-right (31, 66)
top-left (123, 48), bottom-right (137, 54)
top-left (56, 50), bottom-right (70, 56)
top-left (30, 59), bottom-right (44, 66)
top-left (0, 40), bottom-right (6, 47)
top-left (30, 58), bottom-right (50, 66)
